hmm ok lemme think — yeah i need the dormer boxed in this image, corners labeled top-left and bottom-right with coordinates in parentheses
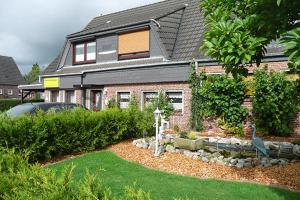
top-left (55, 2), bottom-right (191, 69)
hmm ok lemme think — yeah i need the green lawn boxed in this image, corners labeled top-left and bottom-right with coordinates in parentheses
top-left (49, 151), bottom-right (299, 200)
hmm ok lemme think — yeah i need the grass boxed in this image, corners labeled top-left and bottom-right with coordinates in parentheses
top-left (49, 151), bottom-right (300, 200)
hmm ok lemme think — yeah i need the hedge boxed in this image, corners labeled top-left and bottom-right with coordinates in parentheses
top-left (0, 108), bottom-right (153, 162)
top-left (0, 99), bottom-right (44, 111)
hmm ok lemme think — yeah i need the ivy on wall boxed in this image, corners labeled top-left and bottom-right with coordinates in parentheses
top-left (189, 65), bottom-right (248, 135)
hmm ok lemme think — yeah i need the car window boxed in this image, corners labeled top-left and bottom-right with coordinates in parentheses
top-left (6, 104), bottom-right (35, 118)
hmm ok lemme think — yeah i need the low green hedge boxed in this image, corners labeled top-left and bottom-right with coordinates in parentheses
top-left (0, 99), bottom-right (44, 111)
top-left (0, 108), bottom-right (153, 162)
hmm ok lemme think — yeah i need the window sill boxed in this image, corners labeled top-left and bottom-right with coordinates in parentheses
top-left (118, 52), bottom-right (150, 61)
top-left (73, 60), bottom-right (96, 65)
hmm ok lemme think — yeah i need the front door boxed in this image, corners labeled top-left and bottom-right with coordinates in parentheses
top-left (91, 90), bottom-right (102, 111)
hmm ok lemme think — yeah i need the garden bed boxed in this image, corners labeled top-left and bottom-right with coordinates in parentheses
top-left (109, 141), bottom-right (300, 191)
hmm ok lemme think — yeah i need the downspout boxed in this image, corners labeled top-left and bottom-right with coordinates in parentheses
top-left (81, 73), bottom-right (86, 108)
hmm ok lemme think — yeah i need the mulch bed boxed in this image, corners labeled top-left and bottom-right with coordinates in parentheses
top-left (109, 141), bottom-right (300, 191)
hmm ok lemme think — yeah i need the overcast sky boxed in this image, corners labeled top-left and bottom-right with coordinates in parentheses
top-left (0, 0), bottom-right (161, 74)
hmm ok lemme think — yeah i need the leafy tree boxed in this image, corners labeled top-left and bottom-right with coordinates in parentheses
top-left (24, 63), bottom-right (41, 84)
top-left (201, 0), bottom-right (300, 77)
top-left (281, 28), bottom-right (300, 72)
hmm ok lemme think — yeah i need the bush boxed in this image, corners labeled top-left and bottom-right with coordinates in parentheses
top-left (0, 148), bottom-right (160, 200)
top-left (189, 66), bottom-right (249, 135)
top-left (253, 69), bottom-right (299, 136)
top-left (0, 99), bottom-right (44, 111)
top-left (0, 108), bottom-right (153, 162)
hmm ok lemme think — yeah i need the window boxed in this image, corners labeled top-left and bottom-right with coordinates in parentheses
top-left (166, 91), bottom-right (183, 112)
top-left (143, 92), bottom-right (158, 108)
top-left (117, 92), bottom-right (130, 109)
top-left (74, 41), bottom-right (96, 64)
top-left (65, 90), bottom-right (76, 103)
top-left (0, 89), bottom-right (3, 95)
top-left (51, 91), bottom-right (59, 102)
top-left (118, 29), bottom-right (150, 60)
top-left (8, 89), bottom-right (13, 95)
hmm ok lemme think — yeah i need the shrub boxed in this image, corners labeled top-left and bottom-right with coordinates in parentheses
top-left (0, 148), bottom-right (158, 200)
top-left (0, 108), bottom-right (153, 162)
top-left (253, 69), bottom-right (299, 136)
top-left (0, 99), bottom-right (44, 111)
top-left (189, 66), bottom-right (249, 135)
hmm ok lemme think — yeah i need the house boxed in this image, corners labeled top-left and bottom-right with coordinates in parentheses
top-left (0, 55), bottom-right (25, 99)
top-left (19, 0), bottom-right (291, 130)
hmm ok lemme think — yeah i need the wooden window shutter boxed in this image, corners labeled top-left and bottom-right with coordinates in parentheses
top-left (118, 29), bottom-right (150, 55)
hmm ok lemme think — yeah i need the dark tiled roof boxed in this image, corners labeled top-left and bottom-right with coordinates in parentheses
top-left (0, 55), bottom-right (25, 85)
top-left (46, 0), bottom-right (285, 76)
top-left (68, 0), bottom-right (206, 61)
top-left (68, 1), bottom-right (187, 38)
top-left (41, 54), bottom-right (61, 75)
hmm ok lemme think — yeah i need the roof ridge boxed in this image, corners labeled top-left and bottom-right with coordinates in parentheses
top-left (78, 1), bottom-right (184, 34)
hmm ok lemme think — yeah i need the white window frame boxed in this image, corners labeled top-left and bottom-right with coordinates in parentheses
top-left (65, 90), bottom-right (76, 104)
top-left (116, 91), bottom-right (131, 109)
top-left (7, 89), bottom-right (13, 95)
top-left (165, 90), bottom-right (184, 114)
top-left (0, 89), bottom-right (3, 95)
top-left (140, 91), bottom-right (158, 110)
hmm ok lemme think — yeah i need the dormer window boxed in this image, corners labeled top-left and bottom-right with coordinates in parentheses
top-left (73, 41), bottom-right (96, 64)
top-left (118, 28), bottom-right (150, 60)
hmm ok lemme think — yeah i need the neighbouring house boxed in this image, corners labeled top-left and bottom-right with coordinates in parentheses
top-left (18, 0), bottom-right (299, 133)
top-left (0, 55), bottom-right (25, 99)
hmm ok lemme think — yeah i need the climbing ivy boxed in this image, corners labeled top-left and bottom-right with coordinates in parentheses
top-left (189, 65), bottom-right (249, 135)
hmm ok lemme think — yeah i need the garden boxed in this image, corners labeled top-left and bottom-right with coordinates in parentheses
top-left (1, 0), bottom-right (300, 199)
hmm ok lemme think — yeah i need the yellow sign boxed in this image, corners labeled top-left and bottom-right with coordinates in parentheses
top-left (44, 77), bottom-right (60, 88)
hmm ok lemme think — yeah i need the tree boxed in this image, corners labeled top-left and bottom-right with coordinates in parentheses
top-left (201, 0), bottom-right (300, 78)
top-left (24, 63), bottom-right (41, 84)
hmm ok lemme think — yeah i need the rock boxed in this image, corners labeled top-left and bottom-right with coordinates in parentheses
top-left (210, 157), bottom-right (217, 163)
top-left (292, 145), bottom-right (300, 156)
top-left (207, 147), bottom-right (218, 153)
top-left (236, 162), bottom-right (244, 169)
top-left (148, 142), bottom-right (156, 150)
top-left (279, 159), bottom-right (289, 166)
top-left (218, 156), bottom-right (224, 160)
top-left (244, 158), bottom-right (252, 163)
top-left (175, 149), bottom-right (184, 154)
top-left (270, 159), bottom-right (279, 165)
top-left (132, 139), bottom-right (139, 146)
top-left (218, 138), bottom-right (230, 144)
top-left (216, 160), bottom-right (225, 165)
top-left (208, 137), bottom-right (219, 143)
top-left (202, 157), bottom-right (210, 163)
top-left (141, 143), bottom-right (149, 149)
top-left (238, 159), bottom-right (245, 164)
top-left (174, 138), bottom-right (204, 151)
top-left (230, 159), bottom-right (238, 165)
top-left (243, 162), bottom-right (252, 168)
top-left (263, 163), bottom-right (272, 167)
top-left (252, 158), bottom-right (260, 166)
top-left (166, 145), bottom-right (175, 153)
top-left (136, 143), bottom-right (144, 148)
top-left (183, 150), bottom-right (193, 157)
top-left (230, 138), bottom-right (241, 145)
top-left (212, 152), bottom-right (222, 158)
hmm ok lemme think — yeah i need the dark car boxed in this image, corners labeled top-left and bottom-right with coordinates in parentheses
top-left (6, 102), bottom-right (85, 118)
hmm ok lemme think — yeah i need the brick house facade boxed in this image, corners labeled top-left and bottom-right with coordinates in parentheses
top-left (19, 0), bottom-right (300, 135)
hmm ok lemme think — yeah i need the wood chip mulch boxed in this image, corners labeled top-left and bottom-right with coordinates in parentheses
top-left (109, 141), bottom-right (300, 191)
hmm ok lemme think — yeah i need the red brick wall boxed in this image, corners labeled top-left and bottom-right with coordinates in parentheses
top-left (104, 82), bottom-right (192, 130)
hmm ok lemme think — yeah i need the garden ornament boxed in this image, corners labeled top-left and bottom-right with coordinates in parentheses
top-left (249, 124), bottom-right (268, 158)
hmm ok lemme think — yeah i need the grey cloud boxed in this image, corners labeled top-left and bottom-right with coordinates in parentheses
top-left (0, 0), bottom-right (160, 74)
